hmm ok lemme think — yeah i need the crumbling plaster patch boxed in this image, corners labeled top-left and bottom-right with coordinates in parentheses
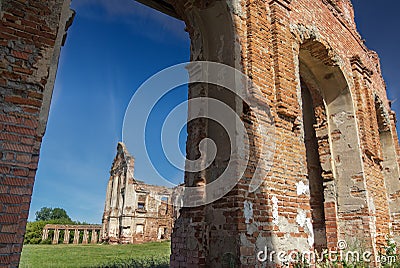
top-left (296, 181), bottom-right (309, 196)
top-left (226, 0), bottom-right (244, 18)
top-left (296, 210), bottom-right (314, 247)
top-left (244, 200), bottom-right (253, 224)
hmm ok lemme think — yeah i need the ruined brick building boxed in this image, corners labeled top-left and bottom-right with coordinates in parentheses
top-left (101, 142), bottom-right (175, 244)
top-left (1, 0), bottom-right (400, 267)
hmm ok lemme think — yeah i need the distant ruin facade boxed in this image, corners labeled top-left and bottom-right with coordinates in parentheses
top-left (101, 143), bottom-right (175, 244)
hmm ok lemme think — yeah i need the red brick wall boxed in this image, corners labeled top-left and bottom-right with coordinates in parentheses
top-left (0, 0), bottom-right (398, 267)
top-left (170, 0), bottom-right (399, 266)
top-left (0, 1), bottom-right (72, 266)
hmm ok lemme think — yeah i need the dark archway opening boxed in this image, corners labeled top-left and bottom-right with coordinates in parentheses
top-left (301, 79), bottom-right (327, 251)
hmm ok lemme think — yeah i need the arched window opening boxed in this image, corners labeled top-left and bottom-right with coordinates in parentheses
top-left (299, 40), bottom-right (369, 250)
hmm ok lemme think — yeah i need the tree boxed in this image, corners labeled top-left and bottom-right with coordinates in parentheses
top-left (35, 207), bottom-right (52, 221)
top-left (51, 208), bottom-right (71, 221)
top-left (35, 207), bottom-right (71, 221)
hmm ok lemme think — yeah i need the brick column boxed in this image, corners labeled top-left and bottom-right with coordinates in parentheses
top-left (41, 228), bottom-right (49, 241)
top-left (351, 56), bottom-right (391, 249)
top-left (351, 56), bottom-right (378, 157)
top-left (82, 229), bottom-right (89, 244)
top-left (63, 229), bottom-right (70, 244)
top-left (73, 229), bottom-right (79, 245)
top-left (323, 202), bottom-right (339, 249)
top-left (0, 0), bottom-right (73, 266)
top-left (52, 229), bottom-right (60, 245)
top-left (91, 230), bottom-right (98, 244)
top-left (270, 0), bottom-right (298, 120)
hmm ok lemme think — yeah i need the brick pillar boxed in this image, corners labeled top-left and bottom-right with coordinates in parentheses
top-left (52, 229), bottom-right (60, 245)
top-left (0, 0), bottom-right (73, 266)
top-left (351, 56), bottom-right (379, 157)
top-left (91, 230), bottom-right (98, 244)
top-left (41, 228), bottom-right (49, 241)
top-left (63, 229), bottom-right (70, 244)
top-left (170, 2), bottom-right (243, 266)
top-left (324, 202), bottom-right (339, 249)
top-left (351, 56), bottom-right (391, 249)
top-left (351, 57), bottom-right (369, 150)
top-left (270, 0), bottom-right (298, 120)
top-left (82, 229), bottom-right (89, 244)
top-left (73, 229), bottom-right (79, 245)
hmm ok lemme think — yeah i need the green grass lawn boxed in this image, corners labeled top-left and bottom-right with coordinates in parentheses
top-left (20, 241), bottom-right (171, 268)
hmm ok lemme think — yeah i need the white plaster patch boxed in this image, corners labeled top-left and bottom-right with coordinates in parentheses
top-left (296, 181), bottom-right (309, 196)
top-left (290, 24), bottom-right (320, 43)
top-left (369, 197), bottom-right (376, 214)
top-left (244, 200), bottom-right (253, 224)
top-left (368, 197), bottom-right (377, 244)
top-left (272, 196), bottom-right (279, 225)
top-left (297, 209), bottom-right (315, 248)
top-left (306, 218), bottom-right (314, 247)
top-left (296, 210), bottom-right (307, 227)
top-left (332, 111), bottom-right (347, 126)
top-left (227, 0), bottom-right (244, 16)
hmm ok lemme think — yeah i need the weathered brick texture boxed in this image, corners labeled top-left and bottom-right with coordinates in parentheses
top-left (0, 0), bottom-right (73, 267)
top-left (165, 0), bottom-right (400, 266)
top-left (0, 0), bottom-right (399, 267)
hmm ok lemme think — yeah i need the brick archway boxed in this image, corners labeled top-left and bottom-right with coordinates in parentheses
top-left (299, 39), bottom-right (376, 251)
top-left (1, 0), bottom-right (400, 267)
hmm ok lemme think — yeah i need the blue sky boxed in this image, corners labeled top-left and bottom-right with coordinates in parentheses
top-left (28, 0), bottom-right (189, 223)
top-left (28, 0), bottom-right (400, 224)
top-left (352, 0), bottom-right (400, 107)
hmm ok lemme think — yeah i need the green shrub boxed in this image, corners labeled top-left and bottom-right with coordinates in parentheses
top-left (24, 221), bottom-right (48, 245)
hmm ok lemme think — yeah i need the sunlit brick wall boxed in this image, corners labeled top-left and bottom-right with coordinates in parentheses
top-left (0, 1), bottom-right (73, 266)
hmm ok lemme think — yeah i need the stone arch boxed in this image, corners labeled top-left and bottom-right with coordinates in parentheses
top-left (172, 0), bottom-right (237, 64)
top-left (298, 39), bottom-right (371, 249)
top-left (375, 95), bottom-right (400, 242)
